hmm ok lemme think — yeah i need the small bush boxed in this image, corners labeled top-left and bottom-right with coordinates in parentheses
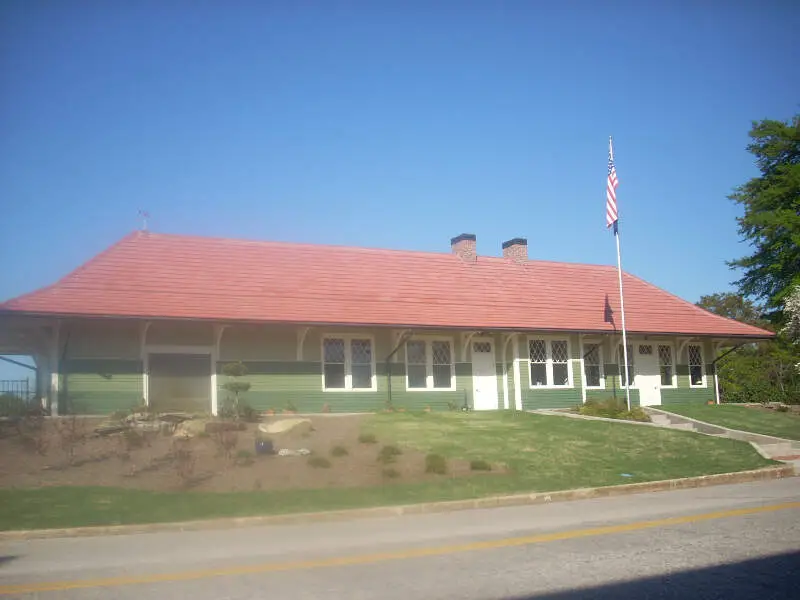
top-left (172, 439), bottom-right (196, 484)
top-left (776, 405), bottom-right (789, 413)
top-left (358, 432), bottom-right (377, 444)
top-left (377, 445), bottom-right (402, 464)
top-left (382, 467), bottom-right (400, 479)
top-left (213, 430), bottom-right (239, 460)
top-left (330, 445), bottom-right (349, 457)
top-left (0, 393), bottom-right (27, 418)
top-left (470, 459), bottom-right (492, 471)
top-left (55, 416), bottom-right (87, 464)
top-left (123, 428), bottom-right (146, 450)
top-left (579, 398), bottom-right (651, 422)
top-left (308, 456), bottom-right (331, 469)
top-left (235, 449), bottom-right (254, 466)
top-left (425, 453), bottom-right (447, 475)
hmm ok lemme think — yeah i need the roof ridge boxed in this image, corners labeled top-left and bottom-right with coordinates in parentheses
top-left (136, 231), bottom-right (619, 269)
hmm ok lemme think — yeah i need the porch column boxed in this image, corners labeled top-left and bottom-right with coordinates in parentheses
top-left (140, 321), bottom-right (152, 407)
top-left (211, 325), bottom-right (228, 416)
top-left (512, 336), bottom-right (522, 410)
top-left (48, 322), bottom-right (61, 416)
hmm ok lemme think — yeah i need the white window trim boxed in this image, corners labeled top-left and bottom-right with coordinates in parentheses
top-left (656, 343), bottom-right (677, 389)
top-left (527, 336), bottom-right (574, 389)
top-left (581, 339), bottom-right (605, 389)
top-left (404, 337), bottom-right (456, 391)
top-left (321, 334), bottom-right (377, 392)
top-left (687, 343), bottom-right (706, 388)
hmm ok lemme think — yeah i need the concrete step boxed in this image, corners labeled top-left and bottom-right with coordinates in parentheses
top-left (650, 415), bottom-right (671, 425)
top-left (668, 423), bottom-right (696, 431)
top-left (758, 443), bottom-right (797, 458)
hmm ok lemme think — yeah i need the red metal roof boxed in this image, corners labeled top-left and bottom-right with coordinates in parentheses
top-left (0, 231), bottom-right (772, 338)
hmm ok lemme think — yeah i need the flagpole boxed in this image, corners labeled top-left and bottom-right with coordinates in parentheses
top-left (614, 221), bottom-right (632, 411)
top-left (607, 135), bottom-right (631, 411)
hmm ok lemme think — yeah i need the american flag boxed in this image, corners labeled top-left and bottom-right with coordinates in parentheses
top-left (606, 137), bottom-right (619, 230)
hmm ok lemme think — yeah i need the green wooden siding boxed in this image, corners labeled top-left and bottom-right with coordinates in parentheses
top-left (63, 359), bottom-right (143, 415)
top-left (217, 361), bottom-right (473, 413)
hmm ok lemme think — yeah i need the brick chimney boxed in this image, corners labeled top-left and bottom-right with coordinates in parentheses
top-left (450, 233), bottom-right (477, 262)
top-left (502, 237), bottom-right (528, 262)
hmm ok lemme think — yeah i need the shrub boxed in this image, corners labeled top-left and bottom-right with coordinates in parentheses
top-left (579, 398), bottom-right (651, 422)
top-left (330, 445), bottom-right (349, 457)
top-left (470, 459), bottom-right (492, 471)
top-left (377, 445), bottom-right (402, 464)
top-left (213, 430), bottom-right (239, 460)
top-left (55, 416), bottom-right (87, 464)
top-left (308, 456), bottom-right (331, 469)
top-left (382, 467), bottom-right (400, 479)
top-left (123, 428), bottom-right (146, 450)
top-left (235, 449), bottom-right (254, 466)
top-left (172, 439), bottom-right (196, 484)
top-left (0, 393), bottom-right (27, 418)
top-left (358, 432), bottom-right (377, 444)
top-left (425, 453), bottom-right (447, 475)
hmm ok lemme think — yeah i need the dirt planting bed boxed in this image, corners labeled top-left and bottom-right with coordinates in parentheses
top-left (0, 415), bottom-right (478, 492)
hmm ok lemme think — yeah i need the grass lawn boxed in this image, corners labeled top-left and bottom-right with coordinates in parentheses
top-left (659, 404), bottom-right (800, 441)
top-left (0, 412), bottom-right (775, 531)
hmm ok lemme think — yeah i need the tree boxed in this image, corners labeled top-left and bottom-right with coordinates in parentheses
top-left (728, 114), bottom-right (800, 320)
top-left (697, 291), bottom-right (799, 403)
top-left (783, 285), bottom-right (800, 344)
top-left (696, 292), bottom-right (766, 327)
top-left (221, 361), bottom-right (251, 418)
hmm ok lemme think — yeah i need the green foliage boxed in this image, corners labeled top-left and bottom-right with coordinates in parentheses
top-left (307, 456), bottom-right (331, 469)
top-left (221, 362), bottom-right (252, 417)
top-left (235, 449), bottom-right (254, 466)
top-left (0, 394), bottom-right (27, 418)
top-left (728, 114), bottom-right (800, 316)
top-left (425, 453), bottom-right (447, 475)
top-left (330, 445), bottom-right (349, 457)
top-left (382, 467), bottom-right (400, 479)
top-left (358, 432), bottom-right (377, 444)
top-left (470, 459), bottom-right (492, 471)
top-left (377, 445), bottom-right (402, 464)
top-left (696, 293), bottom-right (768, 326)
top-left (578, 398), bottom-right (651, 422)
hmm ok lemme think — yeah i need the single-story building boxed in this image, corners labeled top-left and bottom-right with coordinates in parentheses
top-left (0, 231), bottom-right (772, 415)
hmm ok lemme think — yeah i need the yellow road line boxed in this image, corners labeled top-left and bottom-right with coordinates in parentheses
top-left (2, 501), bottom-right (799, 596)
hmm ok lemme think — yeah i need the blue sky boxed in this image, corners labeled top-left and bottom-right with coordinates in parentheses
top-left (1, 1), bottom-right (798, 377)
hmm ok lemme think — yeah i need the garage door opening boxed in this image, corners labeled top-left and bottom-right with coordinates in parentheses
top-left (148, 353), bottom-right (211, 413)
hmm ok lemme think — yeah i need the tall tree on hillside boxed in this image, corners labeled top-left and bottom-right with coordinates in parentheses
top-left (728, 114), bottom-right (800, 320)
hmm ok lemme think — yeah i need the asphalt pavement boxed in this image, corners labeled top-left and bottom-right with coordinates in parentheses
top-left (1, 477), bottom-right (799, 599)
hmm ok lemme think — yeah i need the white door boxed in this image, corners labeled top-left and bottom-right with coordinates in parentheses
top-left (471, 340), bottom-right (499, 410)
top-left (635, 344), bottom-right (662, 406)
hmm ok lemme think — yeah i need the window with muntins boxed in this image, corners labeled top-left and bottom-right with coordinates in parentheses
top-left (658, 345), bottom-right (675, 387)
top-left (405, 339), bottom-right (454, 390)
top-left (583, 343), bottom-right (603, 388)
top-left (323, 337), bottom-right (375, 391)
top-left (529, 338), bottom-right (571, 387)
top-left (688, 344), bottom-right (704, 387)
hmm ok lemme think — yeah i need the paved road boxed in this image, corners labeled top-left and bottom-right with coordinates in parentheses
top-left (2, 478), bottom-right (799, 599)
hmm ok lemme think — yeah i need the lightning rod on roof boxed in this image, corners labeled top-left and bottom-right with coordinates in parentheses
top-left (138, 209), bottom-right (150, 232)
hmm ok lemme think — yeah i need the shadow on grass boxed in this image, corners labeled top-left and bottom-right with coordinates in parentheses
top-left (509, 551), bottom-right (800, 600)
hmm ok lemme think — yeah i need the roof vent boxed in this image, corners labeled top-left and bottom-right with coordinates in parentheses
top-left (450, 233), bottom-right (477, 262)
top-left (502, 237), bottom-right (528, 262)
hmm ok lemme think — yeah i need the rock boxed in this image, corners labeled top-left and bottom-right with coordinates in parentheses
top-left (277, 448), bottom-right (311, 457)
top-left (159, 412), bottom-right (194, 424)
top-left (173, 420), bottom-right (209, 439)
top-left (94, 423), bottom-right (127, 436)
top-left (258, 418), bottom-right (313, 436)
